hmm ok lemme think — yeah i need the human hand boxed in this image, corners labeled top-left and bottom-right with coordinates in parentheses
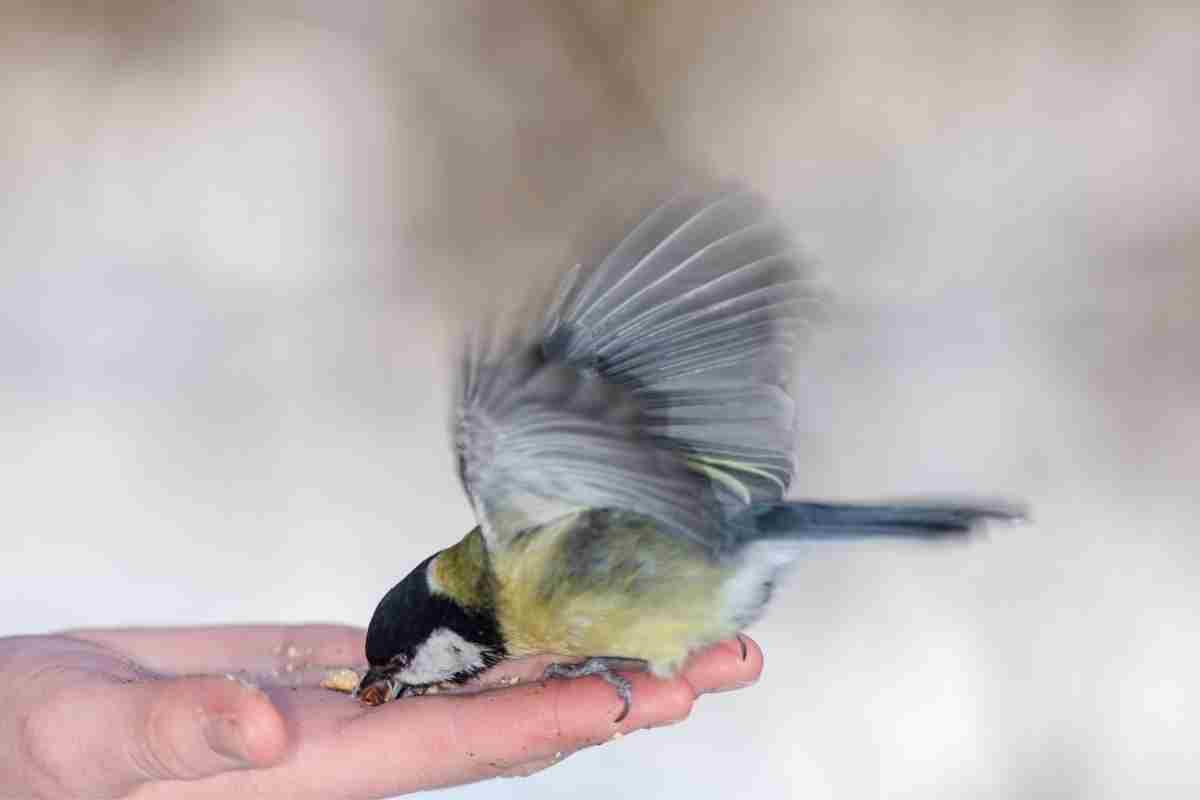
top-left (0, 624), bottom-right (763, 799)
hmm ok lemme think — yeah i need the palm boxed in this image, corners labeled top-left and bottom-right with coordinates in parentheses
top-left (1, 625), bottom-right (760, 800)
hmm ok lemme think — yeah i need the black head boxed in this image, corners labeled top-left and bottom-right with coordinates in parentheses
top-left (360, 548), bottom-right (505, 702)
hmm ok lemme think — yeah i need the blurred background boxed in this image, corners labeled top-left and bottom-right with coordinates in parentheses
top-left (2, 2), bottom-right (1197, 797)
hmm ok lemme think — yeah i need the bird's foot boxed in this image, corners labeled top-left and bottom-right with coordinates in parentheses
top-left (543, 657), bottom-right (646, 723)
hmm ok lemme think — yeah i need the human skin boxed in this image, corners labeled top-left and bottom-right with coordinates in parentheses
top-left (0, 625), bottom-right (763, 799)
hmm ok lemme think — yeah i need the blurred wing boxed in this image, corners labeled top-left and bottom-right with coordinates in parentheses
top-left (456, 345), bottom-right (716, 548)
top-left (455, 185), bottom-right (808, 551)
top-left (545, 187), bottom-right (807, 506)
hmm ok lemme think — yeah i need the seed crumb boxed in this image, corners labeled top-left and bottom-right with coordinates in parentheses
top-left (321, 668), bottom-right (362, 693)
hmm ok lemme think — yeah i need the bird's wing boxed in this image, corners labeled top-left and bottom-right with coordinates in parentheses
top-left (457, 347), bottom-right (716, 548)
top-left (455, 186), bottom-right (808, 552)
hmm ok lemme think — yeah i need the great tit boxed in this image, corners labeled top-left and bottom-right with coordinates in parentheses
top-left (356, 186), bottom-right (1021, 717)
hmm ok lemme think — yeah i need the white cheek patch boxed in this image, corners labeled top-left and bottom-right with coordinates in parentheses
top-left (395, 627), bottom-right (487, 685)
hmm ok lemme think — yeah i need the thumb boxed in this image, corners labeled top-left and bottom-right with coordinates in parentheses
top-left (29, 675), bottom-right (288, 796)
top-left (124, 675), bottom-right (289, 780)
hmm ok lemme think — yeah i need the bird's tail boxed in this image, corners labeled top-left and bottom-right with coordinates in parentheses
top-left (735, 500), bottom-right (1026, 542)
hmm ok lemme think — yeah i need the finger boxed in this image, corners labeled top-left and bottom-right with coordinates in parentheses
top-left (330, 667), bottom-right (698, 796)
top-left (447, 639), bottom-right (761, 697)
top-left (495, 752), bottom-right (571, 779)
top-left (453, 653), bottom-right (567, 692)
top-left (62, 624), bottom-right (366, 676)
top-left (25, 675), bottom-right (288, 798)
top-left (679, 636), bottom-right (764, 694)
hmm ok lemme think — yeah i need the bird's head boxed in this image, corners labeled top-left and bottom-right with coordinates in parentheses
top-left (357, 527), bottom-right (505, 705)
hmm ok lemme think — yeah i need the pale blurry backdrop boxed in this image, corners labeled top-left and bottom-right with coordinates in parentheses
top-left (2, 2), bottom-right (1198, 798)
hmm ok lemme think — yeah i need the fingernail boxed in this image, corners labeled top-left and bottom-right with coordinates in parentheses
top-left (205, 715), bottom-right (251, 764)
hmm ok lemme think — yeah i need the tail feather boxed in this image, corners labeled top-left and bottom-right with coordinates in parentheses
top-left (740, 500), bottom-right (1026, 542)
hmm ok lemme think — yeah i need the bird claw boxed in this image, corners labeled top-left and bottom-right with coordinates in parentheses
top-left (543, 657), bottom-right (639, 723)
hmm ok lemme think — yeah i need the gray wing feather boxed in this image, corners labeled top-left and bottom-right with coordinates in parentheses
top-left (455, 185), bottom-right (807, 551)
top-left (456, 350), bottom-right (715, 547)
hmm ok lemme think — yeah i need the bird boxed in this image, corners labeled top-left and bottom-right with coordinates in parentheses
top-left (355, 186), bottom-right (1022, 717)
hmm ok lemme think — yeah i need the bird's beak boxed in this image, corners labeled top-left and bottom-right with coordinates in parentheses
top-left (355, 666), bottom-right (403, 706)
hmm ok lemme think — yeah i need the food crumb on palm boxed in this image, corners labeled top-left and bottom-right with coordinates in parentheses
top-left (321, 668), bottom-right (363, 693)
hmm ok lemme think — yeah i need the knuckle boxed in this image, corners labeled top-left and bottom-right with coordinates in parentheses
top-left (134, 687), bottom-right (196, 780)
top-left (661, 679), bottom-right (696, 722)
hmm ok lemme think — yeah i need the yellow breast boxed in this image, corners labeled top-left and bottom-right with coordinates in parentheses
top-left (492, 510), bottom-right (732, 675)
